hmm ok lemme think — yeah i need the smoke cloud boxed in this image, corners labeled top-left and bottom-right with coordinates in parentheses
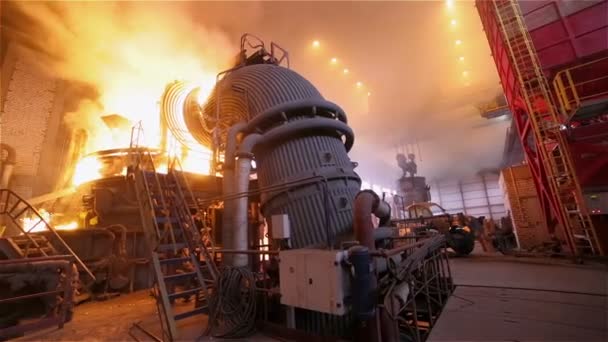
top-left (236, 1), bottom-right (510, 188)
top-left (4, 1), bottom-right (241, 152)
top-left (4, 1), bottom-right (509, 189)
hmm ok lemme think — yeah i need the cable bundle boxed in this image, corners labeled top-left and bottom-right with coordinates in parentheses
top-left (208, 267), bottom-right (257, 338)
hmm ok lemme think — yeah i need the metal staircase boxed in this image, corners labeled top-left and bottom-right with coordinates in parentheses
top-left (129, 124), bottom-right (218, 341)
top-left (0, 188), bottom-right (95, 278)
top-left (493, 0), bottom-right (602, 256)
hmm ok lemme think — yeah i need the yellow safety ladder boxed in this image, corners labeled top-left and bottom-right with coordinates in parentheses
top-left (493, 0), bottom-right (602, 256)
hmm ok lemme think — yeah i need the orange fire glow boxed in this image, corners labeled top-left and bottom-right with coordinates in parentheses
top-left (8, 3), bottom-right (234, 187)
top-left (22, 209), bottom-right (79, 233)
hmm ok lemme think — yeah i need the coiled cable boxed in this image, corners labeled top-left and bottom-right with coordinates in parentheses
top-left (208, 267), bottom-right (257, 338)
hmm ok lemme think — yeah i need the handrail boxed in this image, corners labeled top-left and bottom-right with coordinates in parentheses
top-left (553, 56), bottom-right (608, 117)
top-left (129, 122), bottom-right (174, 247)
top-left (0, 189), bottom-right (95, 280)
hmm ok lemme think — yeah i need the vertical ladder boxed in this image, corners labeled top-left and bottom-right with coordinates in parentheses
top-left (493, 0), bottom-right (602, 256)
top-left (129, 124), bottom-right (217, 341)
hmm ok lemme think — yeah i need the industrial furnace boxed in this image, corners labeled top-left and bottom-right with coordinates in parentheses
top-left (1, 34), bottom-right (454, 342)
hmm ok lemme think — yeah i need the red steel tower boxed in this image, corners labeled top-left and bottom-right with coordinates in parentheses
top-left (476, 0), bottom-right (608, 256)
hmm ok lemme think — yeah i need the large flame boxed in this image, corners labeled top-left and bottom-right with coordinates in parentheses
top-left (22, 209), bottom-right (79, 233)
top-left (10, 2), bottom-right (232, 186)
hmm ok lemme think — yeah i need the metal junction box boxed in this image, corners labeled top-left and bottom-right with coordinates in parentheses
top-left (279, 249), bottom-right (350, 315)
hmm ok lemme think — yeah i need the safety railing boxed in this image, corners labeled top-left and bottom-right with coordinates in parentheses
top-left (375, 235), bottom-right (453, 342)
top-left (553, 56), bottom-right (608, 117)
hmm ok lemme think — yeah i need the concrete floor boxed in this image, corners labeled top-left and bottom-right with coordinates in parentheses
top-left (428, 255), bottom-right (608, 341)
top-left (16, 290), bottom-right (280, 341)
top-left (14, 252), bottom-right (608, 341)
top-left (428, 286), bottom-right (607, 341)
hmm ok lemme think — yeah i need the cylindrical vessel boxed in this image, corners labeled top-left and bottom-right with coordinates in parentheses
top-left (202, 64), bottom-right (360, 249)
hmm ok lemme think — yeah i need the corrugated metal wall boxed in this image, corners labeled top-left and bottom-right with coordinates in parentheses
top-left (430, 173), bottom-right (507, 220)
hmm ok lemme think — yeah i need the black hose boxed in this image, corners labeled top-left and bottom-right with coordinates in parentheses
top-left (208, 267), bottom-right (257, 338)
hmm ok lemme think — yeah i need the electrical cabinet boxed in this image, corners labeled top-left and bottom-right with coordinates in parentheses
top-left (279, 249), bottom-right (350, 315)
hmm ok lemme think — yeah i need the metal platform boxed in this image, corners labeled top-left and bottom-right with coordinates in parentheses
top-left (569, 97), bottom-right (608, 122)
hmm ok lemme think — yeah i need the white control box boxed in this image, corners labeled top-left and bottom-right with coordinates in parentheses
top-left (279, 249), bottom-right (350, 315)
top-left (271, 214), bottom-right (291, 240)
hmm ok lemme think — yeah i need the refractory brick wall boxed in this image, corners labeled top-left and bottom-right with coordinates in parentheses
top-left (1, 55), bottom-right (57, 199)
top-left (499, 164), bottom-right (550, 249)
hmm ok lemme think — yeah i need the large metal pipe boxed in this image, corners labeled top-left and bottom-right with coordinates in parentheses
top-left (354, 191), bottom-right (377, 250)
top-left (353, 190), bottom-right (399, 341)
top-left (254, 116), bottom-right (354, 152)
top-left (222, 123), bottom-right (247, 260)
top-left (243, 99), bottom-right (347, 133)
top-left (353, 190), bottom-right (391, 249)
top-left (231, 133), bottom-right (263, 267)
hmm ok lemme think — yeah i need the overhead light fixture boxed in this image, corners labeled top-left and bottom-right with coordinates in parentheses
top-left (330, 57), bottom-right (338, 64)
top-left (343, 68), bottom-right (349, 74)
top-left (312, 40), bottom-right (320, 48)
top-left (462, 70), bottom-right (469, 77)
top-left (459, 56), bottom-right (465, 62)
top-left (446, 0), bottom-right (455, 9)
top-left (367, 92), bottom-right (371, 96)
top-left (451, 19), bottom-right (457, 26)
top-left (455, 39), bottom-right (462, 45)
top-left (356, 81), bottom-right (363, 88)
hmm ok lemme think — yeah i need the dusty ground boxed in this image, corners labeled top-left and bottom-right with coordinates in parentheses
top-left (13, 246), bottom-right (608, 341)
top-left (16, 290), bottom-right (280, 341)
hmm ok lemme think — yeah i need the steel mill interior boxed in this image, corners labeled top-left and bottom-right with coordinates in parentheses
top-left (1, 1), bottom-right (607, 341)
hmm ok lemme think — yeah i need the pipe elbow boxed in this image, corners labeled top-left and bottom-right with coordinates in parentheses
top-left (238, 133), bottom-right (264, 156)
top-left (0, 144), bottom-right (17, 164)
top-left (224, 122), bottom-right (248, 169)
top-left (353, 190), bottom-right (392, 249)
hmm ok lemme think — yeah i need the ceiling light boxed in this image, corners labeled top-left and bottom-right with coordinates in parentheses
top-left (343, 68), bottom-right (349, 74)
top-left (330, 57), bottom-right (338, 64)
top-left (312, 40), bottom-right (320, 48)
top-left (459, 56), bottom-right (465, 61)
top-left (455, 39), bottom-right (462, 45)
top-left (451, 19), bottom-right (457, 26)
top-left (356, 81), bottom-right (363, 88)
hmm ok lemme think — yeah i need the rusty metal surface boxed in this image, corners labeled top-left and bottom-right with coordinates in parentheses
top-left (0, 255), bottom-right (74, 340)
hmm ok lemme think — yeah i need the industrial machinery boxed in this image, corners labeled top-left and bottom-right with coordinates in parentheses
top-left (1, 34), bottom-right (455, 341)
top-left (476, 0), bottom-right (608, 256)
top-left (392, 202), bottom-right (476, 256)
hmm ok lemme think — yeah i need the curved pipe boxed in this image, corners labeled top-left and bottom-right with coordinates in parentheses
top-left (224, 122), bottom-right (247, 170)
top-left (0, 144), bottom-right (16, 164)
top-left (354, 191), bottom-right (377, 250)
top-left (353, 190), bottom-right (392, 249)
top-left (0, 144), bottom-right (16, 189)
top-left (376, 201), bottom-right (391, 227)
top-left (353, 190), bottom-right (398, 341)
top-left (257, 117), bottom-right (354, 152)
top-left (244, 99), bottom-right (347, 133)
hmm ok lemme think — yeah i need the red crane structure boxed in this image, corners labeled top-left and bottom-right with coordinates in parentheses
top-left (476, 0), bottom-right (608, 256)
